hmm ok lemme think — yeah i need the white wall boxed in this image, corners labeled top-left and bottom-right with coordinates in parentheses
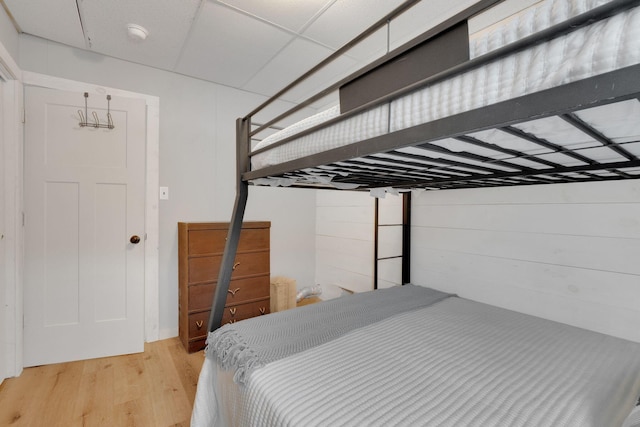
top-left (0, 8), bottom-right (18, 63)
top-left (17, 34), bottom-right (317, 339)
top-left (0, 9), bottom-right (22, 381)
top-left (315, 190), bottom-right (407, 294)
top-left (316, 190), bottom-right (374, 294)
top-left (411, 180), bottom-right (640, 342)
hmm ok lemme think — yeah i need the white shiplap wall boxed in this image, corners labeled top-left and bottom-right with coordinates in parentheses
top-left (411, 180), bottom-right (640, 342)
top-left (316, 191), bottom-right (374, 294)
top-left (315, 190), bottom-right (407, 293)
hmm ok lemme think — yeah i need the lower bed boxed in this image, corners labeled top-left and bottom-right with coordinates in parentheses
top-left (191, 285), bottom-right (640, 427)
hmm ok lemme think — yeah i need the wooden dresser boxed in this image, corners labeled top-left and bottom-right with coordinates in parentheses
top-left (178, 221), bottom-right (271, 352)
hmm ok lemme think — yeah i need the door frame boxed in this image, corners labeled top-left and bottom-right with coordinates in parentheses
top-left (1, 38), bottom-right (159, 377)
top-left (1, 39), bottom-right (22, 379)
top-left (23, 85), bottom-right (150, 366)
top-left (1, 63), bottom-right (160, 376)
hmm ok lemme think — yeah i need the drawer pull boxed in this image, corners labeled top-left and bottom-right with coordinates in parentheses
top-left (232, 262), bottom-right (241, 270)
top-left (195, 320), bottom-right (204, 329)
top-left (229, 307), bottom-right (237, 316)
top-left (227, 287), bottom-right (241, 297)
top-left (259, 307), bottom-right (266, 315)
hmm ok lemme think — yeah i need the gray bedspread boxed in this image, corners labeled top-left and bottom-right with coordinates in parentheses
top-left (206, 285), bottom-right (452, 384)
top-left (237, 298), bottom-right (640, 427)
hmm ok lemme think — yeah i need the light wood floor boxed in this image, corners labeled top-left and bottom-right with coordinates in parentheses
top-left (0, 337), bottom-right (205, 427)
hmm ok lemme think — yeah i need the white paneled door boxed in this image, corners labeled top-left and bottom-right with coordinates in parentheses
top-left (24, 87), bottom-right (146, 366)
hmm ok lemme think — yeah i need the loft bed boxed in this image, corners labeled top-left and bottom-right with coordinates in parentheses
top-left (193, 0), bottom-right (640, 425)
top-left (208, 0), bottom-right (640, 331)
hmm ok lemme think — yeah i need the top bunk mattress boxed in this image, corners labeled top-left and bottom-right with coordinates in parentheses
top-left (250, 0), bottom-right (640, 189)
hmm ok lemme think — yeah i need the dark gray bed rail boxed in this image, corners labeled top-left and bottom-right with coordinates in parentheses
top-left (246, 0), bottom-right (640, 182)
top-left (248, 0), bottom-right (503, 139)
top-left (247, 64), bottom-right (640, 189)
top-left (209, 0), bottom-right (640, 332)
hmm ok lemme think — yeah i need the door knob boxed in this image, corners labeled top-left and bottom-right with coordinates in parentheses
top-left (130, 235), bottom-right (141, 244)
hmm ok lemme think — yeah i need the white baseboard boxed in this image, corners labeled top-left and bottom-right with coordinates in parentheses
top-left (155, 328), bottom-right (179, 342)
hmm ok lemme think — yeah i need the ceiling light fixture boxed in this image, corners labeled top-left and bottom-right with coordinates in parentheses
top-left (127, 24), bottom-right (149, 42)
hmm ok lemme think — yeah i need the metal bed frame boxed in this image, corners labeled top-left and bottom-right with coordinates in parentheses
top-left (374, 192), bottom-right (411, 290)
top-left (208, 0), bottom-right (640, 332)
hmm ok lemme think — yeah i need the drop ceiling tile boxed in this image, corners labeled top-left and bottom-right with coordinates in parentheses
top-left (78, 0), bottom-right (201, 70)
top-left (217, 0), bottom-right (333, 33)
top-left (5, 0), bottom-right (85, 49)
top-left (176, 2), bottom-right (294, 89)
top-left (303, 0), bottom-right (404, 49)
top-left (281, 51), bottom-right (357, 104)
top-left (342, 27), bottom-right (388, 63)
top-left (242, 29), bottom-right (387, 101)
top-left (242, 37), bottom-right (348, 99)
top-left (242, 37), bottom-right (327, 97)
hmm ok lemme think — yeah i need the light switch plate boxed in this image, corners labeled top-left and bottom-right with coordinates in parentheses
top-left (159, 186), bottom-right (169, 200)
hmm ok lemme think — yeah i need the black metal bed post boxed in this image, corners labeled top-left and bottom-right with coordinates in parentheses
top-left (374, 192), bottom-right (411, 289)
top-left (373, 198), bottom-right (379, 290)
top-left (208, 117), bottom-right (251, 332)
top-left (402, 192), bottom-right (411, 285)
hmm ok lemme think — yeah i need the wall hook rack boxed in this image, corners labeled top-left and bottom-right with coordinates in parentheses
top-left (78, 92), bottom-right (115, 129)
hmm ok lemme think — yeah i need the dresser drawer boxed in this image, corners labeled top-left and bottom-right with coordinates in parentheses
top-left (187, 337), bottom-right (207, 353)
top-left (188, 228), bottom-right (270, 255)
top-left (188, 276), bottom-right (270, 312)
top-left (221, 300), bottom-right (270, 325)
top-left (188, 251), bottom-right (270, 283)
top-left (187, 283), bottom-right (216, 313)
top-left (189, 300), bottom-right (270, 338)
top-left (224, 276), bottom-right (270, 306)
top-left (188, 311), bottom-right (210, 339)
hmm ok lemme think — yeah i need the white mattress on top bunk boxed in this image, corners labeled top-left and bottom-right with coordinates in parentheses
top-left (251, 0), bottom-right (640, 178)
top-left (191, 293), bottom-right (640, 427)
